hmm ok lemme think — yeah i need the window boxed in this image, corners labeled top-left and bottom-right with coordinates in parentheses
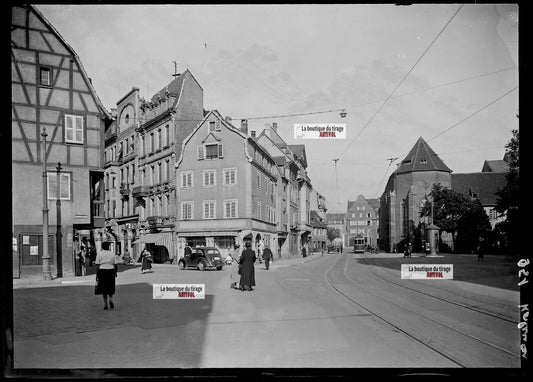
top-left (420, 158), bottom-right (427, 164)
top-left (224, 200), bottom-right (238, 218)
top-left (489, 208), bottom-right (498, 220)
top-left (165, 159), bottom-right (170, 182)
top-left (149, 132), bottom-right (154, 153)
top-left (47, 172), bottom-right (70, 200)
top-left (352, 213), bottom-right (355, 218)
top-left (181, 202), bottom-right (193, 220)
top-left (157, 162), bottom-right (162, 184)
top-left (203, 170), bottom-right (216, 187)
top-left (257, 173), bottom-right (261, 190)
top-left (156, 129), bottom-right (161, 150)
top-left (209, 121), bottom-right (216, 132)
top-left (130, 135), bottom-right (135, 152)
top-left (205, 144), bottom-right (223, 159)
top-left (367, 220), bottom-right (371, 226)
top-left (141, 136), bottom-right (145, 156)
top-left (203, 200), bottom-right (216, 219)
top-left (64, 114), bottom-right (84, 144)
top-left (359, 213), bottom-right (363, 218)
top-left (40, 66), bottom-right (51, 86)
top-left (180, 171), bottom-right (193, 188)
top-left (257, 202), bottom-right (262, 220)
top-left (197, 146), bottom-right (204, 160)
top-left (150, 165), bottom-right (155, 185)
top-left (223, 168), bottom-right (237, 185)
top-left (367, 213), bottom-right (371, 218)
top-left (215, 120), bottom-right (221, 131)
top-left (132, 164), bottom-right (136, 184)
top-left (165, 125), bottom-right (170, 146)
top-left (125, 138), bottom-right (129, 154)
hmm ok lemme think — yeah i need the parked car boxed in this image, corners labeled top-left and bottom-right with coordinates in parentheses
top-left (178, 246), bottom-right (224, 271)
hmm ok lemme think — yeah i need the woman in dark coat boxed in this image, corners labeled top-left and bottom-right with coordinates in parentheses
top-left (239, 240), bottom-right (256, 291)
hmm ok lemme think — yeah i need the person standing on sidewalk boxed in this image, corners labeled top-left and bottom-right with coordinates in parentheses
top-left (239, 240), bottom-right (256, 291)
top-left (230, 243), bottom-right (241, 289)
top-left (262, 246), bottom-right (273, 270)
top-left (140, 245), bottom-right (153, 274)
top-left (95, 241), bottom-right (117, 310)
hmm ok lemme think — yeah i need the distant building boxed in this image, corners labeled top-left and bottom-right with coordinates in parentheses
top-left (310, 210), bottom-right (327, 252)
top-left (346, 195), bottom-right (380, 248)
top-left (326, 213), bottom-right (346, 245)
top-left (12, 5), bottom-right (113, 277)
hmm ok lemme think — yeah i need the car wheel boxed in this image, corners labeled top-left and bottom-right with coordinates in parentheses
top-left (216, 266), bottom-right (222, 270)
top-left (197, 260), bottom-right (206, 271)
top-left (178, 261), bottom-right (185, 270)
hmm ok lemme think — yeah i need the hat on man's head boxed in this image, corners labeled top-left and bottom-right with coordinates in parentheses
top-left (243, 233), bottom-right (253, 240)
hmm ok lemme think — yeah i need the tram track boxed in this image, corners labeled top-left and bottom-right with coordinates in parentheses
top-left (358, 254), bottom-right (517, 324)
top-left (322, 253), bottom-right (519, 367)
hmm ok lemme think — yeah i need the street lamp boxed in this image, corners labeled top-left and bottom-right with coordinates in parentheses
top-left (41, 128), bottom-right (51, 280)
top-left (56, 162), bottom-right (63, 278)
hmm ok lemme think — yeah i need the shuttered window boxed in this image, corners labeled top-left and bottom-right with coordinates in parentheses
top-left (64, 114), bottom-right (84, 144)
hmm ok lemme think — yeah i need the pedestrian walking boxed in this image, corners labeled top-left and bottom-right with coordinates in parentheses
top-left (262, 246), bottom-right (273, 270)
top-left (95, 241), bottom-right (117, 310)
top-left (257, 238), bottom-right (264, 264)
top-left (78, 247), bottom-right (86, 276)
top-left (301, 245), bottom-right (307, 258)
top-left (239, 240), bottom-right (256, 291)
top-left (140, 245), bottom-right (153, 274)
top-left (230, 243), bottom-right (241, 289)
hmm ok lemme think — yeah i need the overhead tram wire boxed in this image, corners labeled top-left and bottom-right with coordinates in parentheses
top-left (336, 4), bottom-right (464, 162)
top-left (427, 86), bottom-right (518, 142)
top-left (377, 85), bottom-right (518, 195)
top-left (116, 63), bottom-right (512, 126)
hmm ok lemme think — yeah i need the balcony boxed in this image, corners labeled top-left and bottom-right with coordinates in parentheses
top-left (92, 200), bottom-right (105, 228)
top-left (132, 185), bottom-right (149, 198)
top-left (119, 183), bottom-right (130, 198)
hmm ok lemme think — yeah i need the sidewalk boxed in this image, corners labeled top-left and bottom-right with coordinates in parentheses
top-left (12, 251), bottom-right (327, 289)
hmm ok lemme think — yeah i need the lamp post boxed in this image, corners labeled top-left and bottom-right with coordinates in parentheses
top-left (56, 162), bottom-right (63, 278)
top-left (41, 128), bottom-right (51, 280)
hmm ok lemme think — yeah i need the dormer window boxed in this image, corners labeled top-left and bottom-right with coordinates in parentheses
top-left (420, 158), bottom-right (427, 164)
top-left (402, 159), bottom-right (412, 165)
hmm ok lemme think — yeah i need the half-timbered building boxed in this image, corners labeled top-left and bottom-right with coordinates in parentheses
top-left (11, 5), bottom-right (112, 277)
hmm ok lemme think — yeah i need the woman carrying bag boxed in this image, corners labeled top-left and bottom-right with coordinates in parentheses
top-left (95, 241), bottom-right (117, 310)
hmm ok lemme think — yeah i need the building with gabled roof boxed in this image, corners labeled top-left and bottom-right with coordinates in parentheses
top-left (379, 137), bottom-right (452, 252)
top-left (451, 172), bottom-right (507, 228)
top-left (346, 195), bottom-right (379, 249)
top-left (174, 111), bottom-right (280, 259)
top-left (12, 5), bottom-right (113, 278)
top-left (102, 69), bottom-right (203, 263)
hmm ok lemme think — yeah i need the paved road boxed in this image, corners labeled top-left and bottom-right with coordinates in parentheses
top-left (12, 251), bottom-right (521, 369)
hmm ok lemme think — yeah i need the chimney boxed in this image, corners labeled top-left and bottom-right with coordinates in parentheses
top-left (251, 131), bottom-right (256, 139)
top-left (272, 122), bottom-right (277, 132)
top-left (241, 119), bottom-right (248, 135)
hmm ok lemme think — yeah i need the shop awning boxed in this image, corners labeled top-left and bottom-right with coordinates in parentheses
top-left (133, 232), bottom-right (172, 249)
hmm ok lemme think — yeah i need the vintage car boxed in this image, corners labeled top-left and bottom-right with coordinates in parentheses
top-left (177, 246), bottom-right (224, 271)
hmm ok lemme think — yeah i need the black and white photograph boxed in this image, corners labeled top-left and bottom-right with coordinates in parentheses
top-left (7, 2), bottom-right (526, 376)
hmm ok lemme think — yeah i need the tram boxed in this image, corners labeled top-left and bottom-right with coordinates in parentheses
top-left (353, 237), bottom-right (367, 253)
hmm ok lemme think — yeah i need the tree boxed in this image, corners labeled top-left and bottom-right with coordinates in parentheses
top-left (420, 183), bottom-right (471, 251)
top-left (456, 198), bottom-right (492, 253)
top-left (495, 129), bottom-right (520, 254)
top-left (327, 227), bottom-right (341, 242)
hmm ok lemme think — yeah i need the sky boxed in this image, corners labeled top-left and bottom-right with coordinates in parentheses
top-left (37, 4), bottom-right (519, 213)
